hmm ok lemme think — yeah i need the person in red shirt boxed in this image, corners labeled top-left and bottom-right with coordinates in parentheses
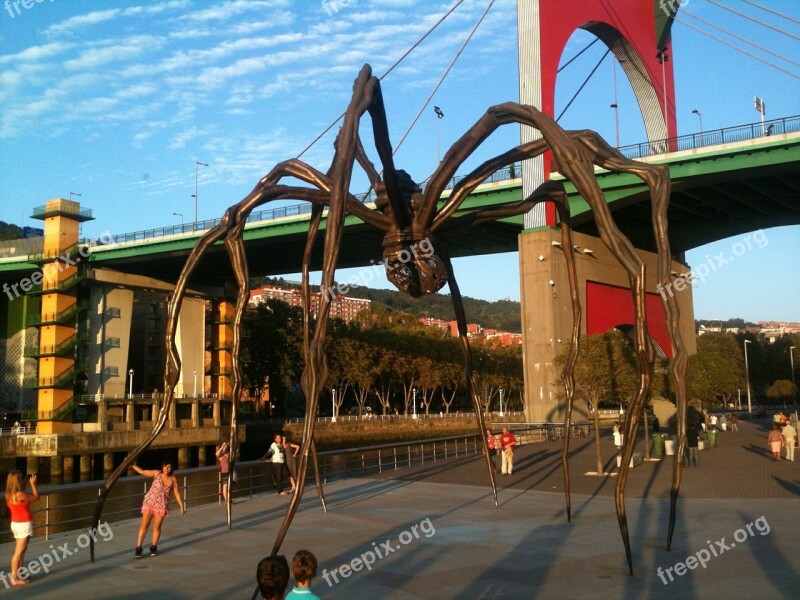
top-left (499, 427), bottom-right (517, 475)
top-left (486, 428), bottom-right (499, 472)
top-left (5, 470), bottom-right (39, 586)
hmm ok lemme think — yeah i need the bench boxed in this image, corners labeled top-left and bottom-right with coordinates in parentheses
top-left (616, 452), bottom-right (643, 469)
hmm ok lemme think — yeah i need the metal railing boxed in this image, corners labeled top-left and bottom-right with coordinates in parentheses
top-left (617, 114), bottom-right (800, 160)
top-left (238, 410), bottom-right (526, 424)
top-left (0, 423), bottom-right (590, 545)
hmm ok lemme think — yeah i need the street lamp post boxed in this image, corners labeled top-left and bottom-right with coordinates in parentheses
top-left (173, 212), bottom-right (184, 226)
top-left (412, 388), bottom-right (418, 419)
top-left (744, 340), bottom-right (752, 413)
top-left (331, 388), bottom-right (337, 422)
top-left (128, 368), bottom-right (134, 399)
top-left (692, 109), bottom-right (703, 145)
top-left (193, 370), bottom-right (198, 398)
top-left (499, 388), bottom-right (504, 417)
top-left (790, 346), bottom-right (797, 422)
top-left (193, 160), bottom-right (208, 228)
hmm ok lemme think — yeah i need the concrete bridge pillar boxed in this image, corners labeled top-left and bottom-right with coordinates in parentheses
top-left (97, 399), bottom-right (107, 431)
top-left (213, 399), bottom-right (221, 427)
top-left (192, 399), bottom-right (200, 428)
top-left (79, 454), bottom-right (93, 481)
top-left (103, 453), bottom-right (115, 477)
top-left (26, 456), bottom-right (38, 476)
top-left (198, 444), bottom-right (208, 467)
top-left (178, 446), bottom-right (191, 470)
top-left (169, 401), bottom-right (177, 428)
top-left (125, 401), bottom-right (135, 427)
top-left (63, 456), bottom-right (75, 482)
top-left (49, 456), bottom-right (64, 485)
top-left (151, 401), bottom-right (158, 421)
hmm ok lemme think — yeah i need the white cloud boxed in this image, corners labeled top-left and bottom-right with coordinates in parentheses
top-left (181, 0), bottom-right (290, 23)
top-left (116, 84), bottom-right (159, 99)
top-left (0, 42), bottom-right (74, 66)
top-left (44, 9), bottom-right (123, 38)
top-left (64, 36), bottom-right (164, 71)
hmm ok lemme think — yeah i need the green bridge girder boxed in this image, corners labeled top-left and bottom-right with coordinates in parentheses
top-left (1, 134), bottom-right (798, 289)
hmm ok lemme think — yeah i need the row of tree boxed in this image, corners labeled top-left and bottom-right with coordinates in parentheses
top-left (553, 329), bottom-right (799, 412)
top-left (241, 300), bottom-right (524, 417)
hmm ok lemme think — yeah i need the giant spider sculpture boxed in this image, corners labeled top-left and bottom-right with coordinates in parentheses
top-left (91, 64), bottom-right (689, 576)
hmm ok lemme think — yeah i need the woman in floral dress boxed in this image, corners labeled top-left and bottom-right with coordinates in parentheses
top-left (133, 461), bottom-right (184, 558)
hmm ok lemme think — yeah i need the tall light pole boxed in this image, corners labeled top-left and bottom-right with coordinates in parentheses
top-left (744, 340), bottom-right (752, 413)
top-left (128, 368), bottom-right (134, 399)
top-left (611, 58), bottom-right (620, 147)
top-left (412, 388), bottom-right (418, 419)
top-left (331, 388), bottom-right (337, 422)
top-left (193, 370), bottom-right (198, 398)
top-left (692, 109), bottom-right (703, 145)
top-left (790, 346), bottom-right (797, 422)
top-left (499, 388), bottom-right (504, 417)
top-left (434, 106), bottom-right (444, 162)
top-left (69, 192), bottom-right (82, 202)
top-left (173, 212), bottom-right (184, 226)
top-left (193, 160), bottom-right (208, 228)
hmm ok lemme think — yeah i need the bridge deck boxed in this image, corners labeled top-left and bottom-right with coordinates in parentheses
top-left (4, 418), bottom-right (797, 598)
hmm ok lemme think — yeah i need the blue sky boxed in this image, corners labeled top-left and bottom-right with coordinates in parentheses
top-left (1, 0), bottom-right (798, 322)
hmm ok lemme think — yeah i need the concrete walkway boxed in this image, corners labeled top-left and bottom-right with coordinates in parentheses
top-left (2, 420), bottom-right (797, 599)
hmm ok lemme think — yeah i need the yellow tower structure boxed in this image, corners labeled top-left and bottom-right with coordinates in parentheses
top-left (30, 198), bottom-right (93, 434)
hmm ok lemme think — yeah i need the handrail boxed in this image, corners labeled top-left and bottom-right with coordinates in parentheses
top-left (3, 426), bottom-right (592, 543)
top-left (617, 114), bottom-right (800, 160)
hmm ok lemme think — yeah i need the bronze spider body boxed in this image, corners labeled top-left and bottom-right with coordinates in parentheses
top-left (91, 64), bottom-right (688, 578)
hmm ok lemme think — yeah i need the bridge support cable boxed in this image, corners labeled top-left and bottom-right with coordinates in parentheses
top-left (296, 0), bottom-right (466, 161)
top-left (675, 17), bottom-right (799, 80)
top-left (703, 0), bottom-right (800, 42)
top-left (681, 11), bottom-right (800, 69)
top-left (556, 48), bottom-right (612, 123)
top-left (740, 0), bottom-right (800, 27)
top-left (557, 37), bottom-right (601, 74)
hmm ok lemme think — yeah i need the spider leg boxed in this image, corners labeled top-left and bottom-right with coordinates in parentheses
top-left (569, 130), bottom-right (689, 551)
top-left (301, 203), bottom-right (328, 513)
top-left (432, 139), bottom-right (548, 231)
top-left (272, 65), bottom-right (382, 556)
top-left (89, 168), bottom-right (330, 560)
top-left (436, 237), bottom-right (498, 507)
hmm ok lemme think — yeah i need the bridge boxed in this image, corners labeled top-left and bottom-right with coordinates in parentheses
top-left (2, 116), bottom-right (797, 285)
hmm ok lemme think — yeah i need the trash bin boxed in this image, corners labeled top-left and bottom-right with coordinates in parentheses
top-left (652, 433), bottom-right (668, 457)
top-left (705, 428), bottom-right (717, 448)
top-left (664, 439), bottom-right (676, 456)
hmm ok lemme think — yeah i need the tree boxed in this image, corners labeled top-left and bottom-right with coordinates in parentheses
top-left (241, 300), bottom-right (304, 415)
top-left (687, 333), bottom-right (745, 409)
top-left (554, 331), bottom-right (638, 475)
top-left (767, 380), bottom-right (797, 401)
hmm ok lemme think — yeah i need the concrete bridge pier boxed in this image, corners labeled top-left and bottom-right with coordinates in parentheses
top-left (198, 444), bottom-right (208, 467)
top-left (26, 456), bottom-right (38, 476)
top-left (80, 454), bottom-right (93, 481)
top-left (103, 452), bottom-right (115, 477)
top-left (63, 456), bottom-right (75, 483)
top-left (178, 446), bottom-right (191, 470)
top-left (49, 456), bottom-right (64, 485)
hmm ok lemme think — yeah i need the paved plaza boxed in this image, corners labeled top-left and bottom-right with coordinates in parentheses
top-left (2, 419), bottom-right (798, 599)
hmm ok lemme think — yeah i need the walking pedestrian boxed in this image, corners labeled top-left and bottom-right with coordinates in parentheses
top-left (282, 435), bottom-right (300, 493)
top-left (499, 427), bottom-right (517, 475)
top-left (132, 461), bottom-right (185, 558)
top-left (781, 421), bottom-right (796, 462)
top-left (767, 424), bottom-right (784, 462)
top-left (684, 424), bottom-right (700, 467)
top-left (262, 434), bottom-right (288, 495)
top-left (485, 428), bottom-right (499, 472)
top-left (216, 442), bottom-right (233, 504)
top-left (731, 413), bottom-right (739, 432)
top-left (5, 471), bottom-right (38, 586)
